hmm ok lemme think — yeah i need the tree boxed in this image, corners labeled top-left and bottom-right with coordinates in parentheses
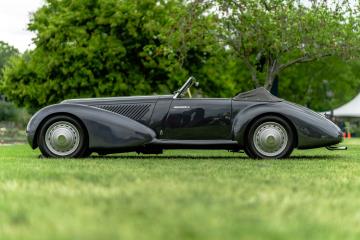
top-left (0, 41), bottom-right (18, 101)
top-left (1, 0), bottom-right (218, 109)
top-left (215, 0), bottom-right (360, 89)
top-left (279, 57), bottom-right (360, 111)
top-left (0, 41), bottom-right (18, 76)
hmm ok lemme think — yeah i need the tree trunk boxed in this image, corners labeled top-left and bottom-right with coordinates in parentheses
top-left (270, 76), bottom-right (279, 96)
top-left (264, 72), bottom-right (276, 90)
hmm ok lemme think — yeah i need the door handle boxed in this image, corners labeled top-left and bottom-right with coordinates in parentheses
top-left (173, 106), bottom-right (191, 109)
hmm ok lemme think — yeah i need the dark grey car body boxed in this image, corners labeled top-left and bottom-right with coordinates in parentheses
top-left (27, 87), bottom-right (343, 155)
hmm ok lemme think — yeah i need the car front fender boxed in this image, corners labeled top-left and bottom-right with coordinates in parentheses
top-left (27, 103), bottom-right (156, 150)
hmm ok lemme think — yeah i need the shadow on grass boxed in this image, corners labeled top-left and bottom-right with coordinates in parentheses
top-left (287, 155), bottom-right (341, 160)
top-left (83, 154), bottom-right (341, 161)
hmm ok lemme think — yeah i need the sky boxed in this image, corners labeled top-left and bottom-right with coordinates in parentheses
top-left (0, 0), bottom-right (44, 52)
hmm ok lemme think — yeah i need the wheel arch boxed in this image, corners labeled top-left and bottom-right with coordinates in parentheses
top-left (28, 103), bottom-right (157, 151)
top-left (33, 112), bottom-right (89, 149)
top-left (241, 112), bottom-right (299, 149)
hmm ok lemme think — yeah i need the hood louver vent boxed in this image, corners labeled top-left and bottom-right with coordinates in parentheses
top-left (95, 104), bottom-right (151, 120)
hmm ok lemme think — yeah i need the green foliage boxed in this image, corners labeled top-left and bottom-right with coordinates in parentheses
top-left (0, 42), bottom-right (28, 124)
top-left (0, 41), bottom-right (19, 72)
top-left (0, 41), bottom-right (19, 89)
top-left (280, 57), bottom-right (360, 111)
top-left (216, 0), bottom-right (360, 89)
top-left (1, 0), bottom-right (360, 112)
top-left (195, 51), bottom-right (253, 97)
top-left (0, 101), bottom-right (17, 122)
top-left (0, 101), bottom-right (31, 126)
top-left (1, 0), bottom-right (219, 109)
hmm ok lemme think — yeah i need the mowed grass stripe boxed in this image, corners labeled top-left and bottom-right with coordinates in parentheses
top-left (0, 140), bottom-right (357, 240)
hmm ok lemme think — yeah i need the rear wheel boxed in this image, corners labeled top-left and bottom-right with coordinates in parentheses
top-left (245, 116), bottom-right (294, 159)
top-left (38, 115), bottom-right (88, 158)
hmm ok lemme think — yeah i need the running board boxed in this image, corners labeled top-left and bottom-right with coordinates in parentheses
top-left (150, 139), bottom-right (239, 150)
top-left (326, 146), bottom-right (347, 151)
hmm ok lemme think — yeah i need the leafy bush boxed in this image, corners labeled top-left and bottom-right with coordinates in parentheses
top-left (0, 101), bottom-right (17, 122)
top-left (0, 101), bottom-right (30, 127)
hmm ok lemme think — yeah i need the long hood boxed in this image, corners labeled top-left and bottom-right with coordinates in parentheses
top-left (62, 95), bottom-right (173, 105)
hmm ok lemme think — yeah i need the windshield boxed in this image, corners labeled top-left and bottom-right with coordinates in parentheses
top-left (173, 76), bottom-right (197, 99)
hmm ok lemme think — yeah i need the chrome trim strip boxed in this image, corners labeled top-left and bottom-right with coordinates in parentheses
top-left (173, 106), bottom-right (191, 109)
top-left (326, 146), bottom-right (347, 150)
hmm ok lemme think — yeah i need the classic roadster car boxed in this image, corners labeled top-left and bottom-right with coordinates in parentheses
top-left (26, 77), bottom-right (344, 159)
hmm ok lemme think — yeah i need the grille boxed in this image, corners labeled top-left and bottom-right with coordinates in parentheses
top-left (95, 104), bottom-right (151, 120)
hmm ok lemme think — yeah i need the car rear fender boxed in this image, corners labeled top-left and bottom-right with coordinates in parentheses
top-left (232, 101), bottom-right (342, 148)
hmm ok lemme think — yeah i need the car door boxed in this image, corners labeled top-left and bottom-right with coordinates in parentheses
top-left (162, 98), bottom-right (232, 140)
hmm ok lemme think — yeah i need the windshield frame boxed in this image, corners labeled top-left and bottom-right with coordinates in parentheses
top-left (173, 76), bottom-right (197, 99)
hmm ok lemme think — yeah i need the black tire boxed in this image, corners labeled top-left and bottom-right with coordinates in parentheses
top-left (37, 115), bottom-right (88, 158)
top-left (83, 149), bottom-right (93, 158)
top-left (245, 115), bottom-right (294, 159)
top-left (244, 147), bottom-right (256, 159)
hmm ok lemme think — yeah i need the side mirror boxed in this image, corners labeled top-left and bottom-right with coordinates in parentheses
top-left (194, 82), bottom-right (200, 87)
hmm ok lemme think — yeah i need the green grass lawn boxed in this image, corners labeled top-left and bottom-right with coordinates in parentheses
top-left (0, 140), bottom-right (359, 240)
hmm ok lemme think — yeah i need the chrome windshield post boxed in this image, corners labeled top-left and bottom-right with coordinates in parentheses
top-left (173, 76), bottom-right (196, 99)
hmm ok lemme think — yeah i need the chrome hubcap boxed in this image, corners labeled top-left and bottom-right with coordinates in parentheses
top-left (45, 121), bottom-right (80, 156)
top-left (253, 122), bottom-right (288, 157)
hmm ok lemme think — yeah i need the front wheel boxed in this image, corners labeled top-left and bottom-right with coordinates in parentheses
top-left (37, 115), bottom-right (88, 158)
top-left (245, 116), bottom-right (294, 159)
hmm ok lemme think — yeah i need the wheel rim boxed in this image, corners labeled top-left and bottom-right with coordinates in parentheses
top-left (45, 121), bottom-right (80, 156)
top-left (253, 122), bottom-right (288, 157)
